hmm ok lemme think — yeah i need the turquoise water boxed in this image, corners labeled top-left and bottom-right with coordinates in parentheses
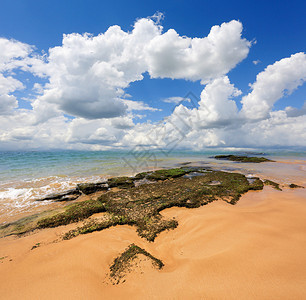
top-left (2, 149), bottom-right (305, 181)
top-left (0, 149), bottom-right (305, 220)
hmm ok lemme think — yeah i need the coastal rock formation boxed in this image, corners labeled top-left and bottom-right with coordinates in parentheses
top-left (77, 182), bottom-right (109, 194)
top-left (107, 177), bottom-right (135, 189)
top-left (36, 189), bottom-right (81, 202)
top-left (109, 243), bottom-right (164, 284)
top-left (0, 167), bottom-right (267, 239)
top-left (214, 154), bottom-right (273, 163)
top-left (289, 183), bottom-right (304, 188)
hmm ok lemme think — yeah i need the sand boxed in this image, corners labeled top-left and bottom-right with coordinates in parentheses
top-left (0, 186), bottom-right (306, 299)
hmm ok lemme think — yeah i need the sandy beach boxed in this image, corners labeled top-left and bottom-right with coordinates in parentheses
top-left (0, 183), bottom-right (305, 299)
top-left (1, 1), bottom-right (306, 298)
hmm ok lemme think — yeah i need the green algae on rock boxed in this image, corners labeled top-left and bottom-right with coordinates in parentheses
top-left (0, 168), bottom-right (265, 239)
top-left (146, 168), bottom-right (188, 180)
top-left (62, 169), bottom-right (264, 242)
top-left (37, 199), bottom-right (105, 229)
top-left (107, 176), bottom-right (135, 188)
top-left (109, 243), bottom-right (164, 284)
top-left (264, 179), bottom-right (282, 191)
top-left (77, 182), bottom-right (108, 195)
top-left (289, 183), bottom-right (304, 189)
top-left (214, 155), bottom-right (273, 163)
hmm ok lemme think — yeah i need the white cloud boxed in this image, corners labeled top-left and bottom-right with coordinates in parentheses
top-left (285, 101), bottom-right (306, 117)
top-left (196, 76), bottom-right (241, 127)
top-left (163, 97), bottom-right (190, 104)
top-left (124, 99), bottom-right (160, 111)
top-left (0, 16), bottom-right (306, 151)
top-left (0, 73), bottom-right (23, 115)
top-left (30, 17), bottom-right (250, 120)
top-left (37, 18), bottom-right (162, 120)
top-left (241, 52), bottom-right (306, 120)
top-left (0, 38), bottom-right (33, 71)
top-left (0, 38), bottom-right (46, 116)
top-left (0, 94), bottom-right (18, 115)
top-left (145, 20), bottom-right (251, 83)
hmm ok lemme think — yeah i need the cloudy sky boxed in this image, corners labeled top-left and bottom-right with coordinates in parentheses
top-left (0, 0), bottom-right (306, 151)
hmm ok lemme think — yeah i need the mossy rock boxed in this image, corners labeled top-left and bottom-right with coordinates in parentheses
top-left (37, 199), bottom-right (105, 228)
top-left (264, 179), bottom-right (282, 191)
top-left (107, 177), bottom-right (135, 188)
top-left (37, 189), bottom-right (81, 201)
top-left (77, 182), bottom-right (108, 195)
top-left (289, 183), bottom-right (304, 189)
top-left (134, 172), bottom-right (151, 179)
top-left (1, 168), bottom-right (266, 240)
top-left (214, 155), bottom-right (273, 163)
top-left (146, 168), bottom-right (188, 181)
top-left (109, 243), bottom-right (164, 284)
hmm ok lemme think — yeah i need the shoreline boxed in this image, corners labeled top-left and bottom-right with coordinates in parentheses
top-left (1, 156), bottom-right (305, 225)
top-left (0, 158), bottom-right (305, 299)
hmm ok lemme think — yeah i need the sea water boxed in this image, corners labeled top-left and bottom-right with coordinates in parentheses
top-left (0, 149), bottom-right (305, 223)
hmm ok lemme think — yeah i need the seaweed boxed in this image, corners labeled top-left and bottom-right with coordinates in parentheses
top-left (107, 177), bottom-right (135, 188)
top-left (289, 183), bottom-right (304, 189)
top-left (76, 182), bottom-right (108, 195)
top-left (63, 169), bottom-right (262, 241)
top-left (31, 243), bottom-right (41, 250)
top-left (264, 179), bottom-right (282, 191)
top-left (37, 199), bottom-right (105, 228)
top-left (214, 155), bottom-right (273, 163)
top-left (145, 168), bottom-right (188, 180)
top-left (109, 243), bottom-right (164, 284)
top-left (1, 168), bottom-right (265, 240)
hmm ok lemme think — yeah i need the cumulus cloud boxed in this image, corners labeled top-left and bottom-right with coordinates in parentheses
top-left (0, 15), bottom-right (306, 151)
top-left (0, 73), bottom-right (23, 115)
top-left (123, 53), bottom-right (306, 150)
top-left (0, 38), bottom-right (33, 70)
top-left (285, 101), bottom-right (306, 117)
top-left (196, 76), bottom-right (241, 127)
top-left (145, 20), bottom-right (251, 83)
top-left (163, 97), bottom-right (190, 104)
top-left (241, 52), bottom-right (306, 120)
top-left (0, 94), bottom-right (18, 115)
top-left (124, 100), bottom-right (160, 112)
top-left (0, 38), bottom-right (46, 116)
top-left (31, 17), bottom-right (250, 120)
top-left (37, 18), bottom-right (162, 119)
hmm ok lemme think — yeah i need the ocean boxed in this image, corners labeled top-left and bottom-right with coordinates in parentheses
top-left (0, 149), bottom-right (305, 223)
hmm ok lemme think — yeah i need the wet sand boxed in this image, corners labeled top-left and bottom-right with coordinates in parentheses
top-left (0, 185), bottom-right (306, 299)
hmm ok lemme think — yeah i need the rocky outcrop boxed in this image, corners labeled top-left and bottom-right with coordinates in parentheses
top-left (214, 155), bottom-right (273, 163)
top-left (36, 189), bottom-right (81, 202)
top-left (76, 182), bottom-right (109, 194)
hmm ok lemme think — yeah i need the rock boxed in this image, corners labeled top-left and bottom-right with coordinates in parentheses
top-left (54, 194), bottom-right (80, 202)
top-left (146, 168), bottom-right (188, 181)
top-left (36, 189), bottom-right (81, 201)
top-left (289, 183), bottom-right (304, 189)
top-left (107, 177), bottom-right (135, 188)
top-left (207, 180), bottom-right (221, 185)
top-left (214, 155), bottom-right (273, 163)
top-left (77, 182), bottom-right (109, 195)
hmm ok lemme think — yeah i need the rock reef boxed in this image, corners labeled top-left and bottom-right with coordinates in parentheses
top-left (214, 154), bottom-right (273, 163)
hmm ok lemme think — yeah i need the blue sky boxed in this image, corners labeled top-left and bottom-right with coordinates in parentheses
top-left (0, 0), bottom-right (305, 150)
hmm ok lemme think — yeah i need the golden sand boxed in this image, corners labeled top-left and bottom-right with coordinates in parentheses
top-left (0, 185), bottom-right (305, 299)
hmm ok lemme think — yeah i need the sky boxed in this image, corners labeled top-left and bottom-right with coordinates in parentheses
top-left (0, 0), bottom-right (306, 151)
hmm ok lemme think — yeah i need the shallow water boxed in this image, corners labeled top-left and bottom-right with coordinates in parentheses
top-left (0, 150), bottom-right (305, 223)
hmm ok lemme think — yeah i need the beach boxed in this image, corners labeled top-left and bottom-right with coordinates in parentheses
top-left (1, 150), bottom-right (305, 223)
top-left (0, 186), bottom-right (305, 299)
top-left (0, 154), bottom-right (305, 299)
top-left (1, 1), bottom-right (306, 298)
